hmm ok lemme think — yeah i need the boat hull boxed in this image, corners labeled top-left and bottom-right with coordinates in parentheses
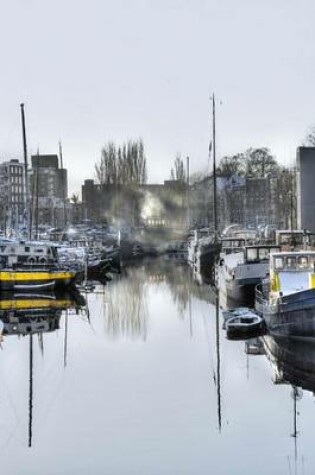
top-left (0, 269), bottom-right (76, 291)
top-left (257, 288), bottom-right (315, 338)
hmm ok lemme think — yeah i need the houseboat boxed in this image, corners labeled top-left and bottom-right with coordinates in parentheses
top-left (0, 239), bottom-right (77, 291)
top-left (217, 237), bottom-right (280, 305)
top-left (255, 250), bottom-right (315, 337)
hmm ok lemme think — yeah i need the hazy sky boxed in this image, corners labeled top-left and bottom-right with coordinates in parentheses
top-left (0, 0), bottom-right (314, 195)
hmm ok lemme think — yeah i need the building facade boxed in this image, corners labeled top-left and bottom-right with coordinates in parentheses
top-left (0, 159), bottom-right (25, 232)
top-left (296, 147), bottom-right (315, 232)
top-left (29, 154), bottom-right (68, 228)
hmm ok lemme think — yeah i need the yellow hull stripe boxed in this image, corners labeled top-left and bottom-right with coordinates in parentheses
top-left (0, 271), bottom-right (75, 282)
top-left (0, 299), bottom-right (75, 310)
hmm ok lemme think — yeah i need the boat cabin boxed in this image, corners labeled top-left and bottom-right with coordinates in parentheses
top-left (275, 229), bottom-right (315, 251)
top-left (270, 251), bottom-right (315, 297)
top-left (0, 240), bottom-right (58, 268)
top-left (244, 245), bottom-right (280, 263)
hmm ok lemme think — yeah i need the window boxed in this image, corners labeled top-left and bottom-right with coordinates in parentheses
top-left (274, 257), bottom-right (284, 270)
top-left (286, 256), bottom-right (296, 269)
top-left (297, 256), bottom-right (308, 269)
top-left (258, 248), bottom-right (269, 260)
top-left (247, 248), bottom-right (258, 261)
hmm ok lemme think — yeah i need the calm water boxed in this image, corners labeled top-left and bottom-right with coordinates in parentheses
top-left (0, 258), bottom-right (314, 474)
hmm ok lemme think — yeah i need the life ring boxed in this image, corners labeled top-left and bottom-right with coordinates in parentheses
top-left (39, 257), bottom-right (47, 264)
top-left (27, 257), bottom-right (36, 264)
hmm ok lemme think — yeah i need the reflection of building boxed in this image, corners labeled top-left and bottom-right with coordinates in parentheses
top-left (29, 154), bottom-right (68, 227)
top-left (82, 179), bottom-right (187, 229)
top-left (0, 159), bottom-right (25, 231)
top-left (297, 147), bottom-right (315, 232)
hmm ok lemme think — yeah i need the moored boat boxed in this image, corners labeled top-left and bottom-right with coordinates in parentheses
top-left (0, 239), bottom-right (77, 291)
top-left (217, 238), bottom-right (280, 305)
top-left (225, 311), bottom-right (264, 339)
top-left (255, 250), bottom-right (315, 337)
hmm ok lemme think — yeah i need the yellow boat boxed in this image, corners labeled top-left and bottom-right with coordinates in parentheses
top-left (0, 240), bottom-right (77, 290)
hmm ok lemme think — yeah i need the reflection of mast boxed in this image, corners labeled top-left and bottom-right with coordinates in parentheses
top-left (188, 265), bottom-right (193, 337)
top-left (291, 386), bottom-right (300, 475)
top-left (63, 310), bottom-right (68, 368)
top-left (28, 334), bottom-right (33, 448)
top-left (215, 287), bottom-right (221, 432)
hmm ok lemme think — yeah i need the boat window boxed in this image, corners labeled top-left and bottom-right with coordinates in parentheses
top-left (274, 257), bottom-right (284, 270)
top-left (258, 248), bottom-right (269, 260)
top-left (297, 256), bottom-right (309, 269)
top-left (247, 248), bottom-right (258, 261)
top-left (25, 247), bottom-right (30, 252)
top-left (35, 249), bottom-right (44, 253)
top-left (286, 256), bottom-right (297, 269)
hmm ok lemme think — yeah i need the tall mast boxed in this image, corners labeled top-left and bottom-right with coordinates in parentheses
top-left (59, 141), bottom-right (66, 227)
top-left (20, 103), bottom-right (31, 239)
top-left (186, 155), bottom-right (190, 229)
top-left (35, 150), bottom-right (39, 240)
top-left (212, 94), bottom-right (218, 240)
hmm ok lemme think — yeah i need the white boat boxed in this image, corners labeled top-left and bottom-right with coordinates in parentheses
top-left (217, 239), bottom-right (280, 305)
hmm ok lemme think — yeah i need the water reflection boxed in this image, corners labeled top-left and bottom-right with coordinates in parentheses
top-left (0, 291), bottom-right (85, 337)
top-left (0, 291), bottom-right (86, 448)
top-left (262, 335), bottom-right (315, 395)
top-left (3, 259), bottom-right (312, 473)
top-left (103, 259), bottom-right (213, 339)
top-left (244, 334), bottom-right (314, 473)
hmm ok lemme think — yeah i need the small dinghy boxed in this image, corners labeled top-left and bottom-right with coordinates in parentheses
top-left (225, 311), bottom-right (264, 339)
top-left (222, 307), bottom-right (252, 329)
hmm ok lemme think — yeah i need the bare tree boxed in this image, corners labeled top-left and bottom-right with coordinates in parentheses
top-left (70, 193), bottom-right (79, 204)
top-left (303, 126), bottom-right (315, 146)
top-left (95, 139), bottom-right (147, 185)
top-left (219, 148), bottom-right (279, 177)
top-left (170, 154), bottom-right (186, 182)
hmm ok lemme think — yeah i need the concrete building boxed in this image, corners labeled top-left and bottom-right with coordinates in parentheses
top-left (296, 147), bottom-right (315, 232)
top-left (29, 154), bottom-right (68, 228)
top-left (0, 159), bottom-right (25, 231)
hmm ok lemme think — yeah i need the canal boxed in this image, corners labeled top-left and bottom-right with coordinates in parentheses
top-left (0, 257), bottom-right (314, 474)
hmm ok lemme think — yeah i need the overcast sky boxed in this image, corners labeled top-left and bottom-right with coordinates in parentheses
top-left (0, 0), bottom-right (314, 195)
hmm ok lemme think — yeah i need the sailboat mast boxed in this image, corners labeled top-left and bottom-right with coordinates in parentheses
top-left (59, 141), bottom-right (66, 227)
top-left (212, 94), bottom-right (218, 240)
top-left (20, 103), bottom-right (31, 239)
top-left (186, 155), bottom-right (190, 229)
